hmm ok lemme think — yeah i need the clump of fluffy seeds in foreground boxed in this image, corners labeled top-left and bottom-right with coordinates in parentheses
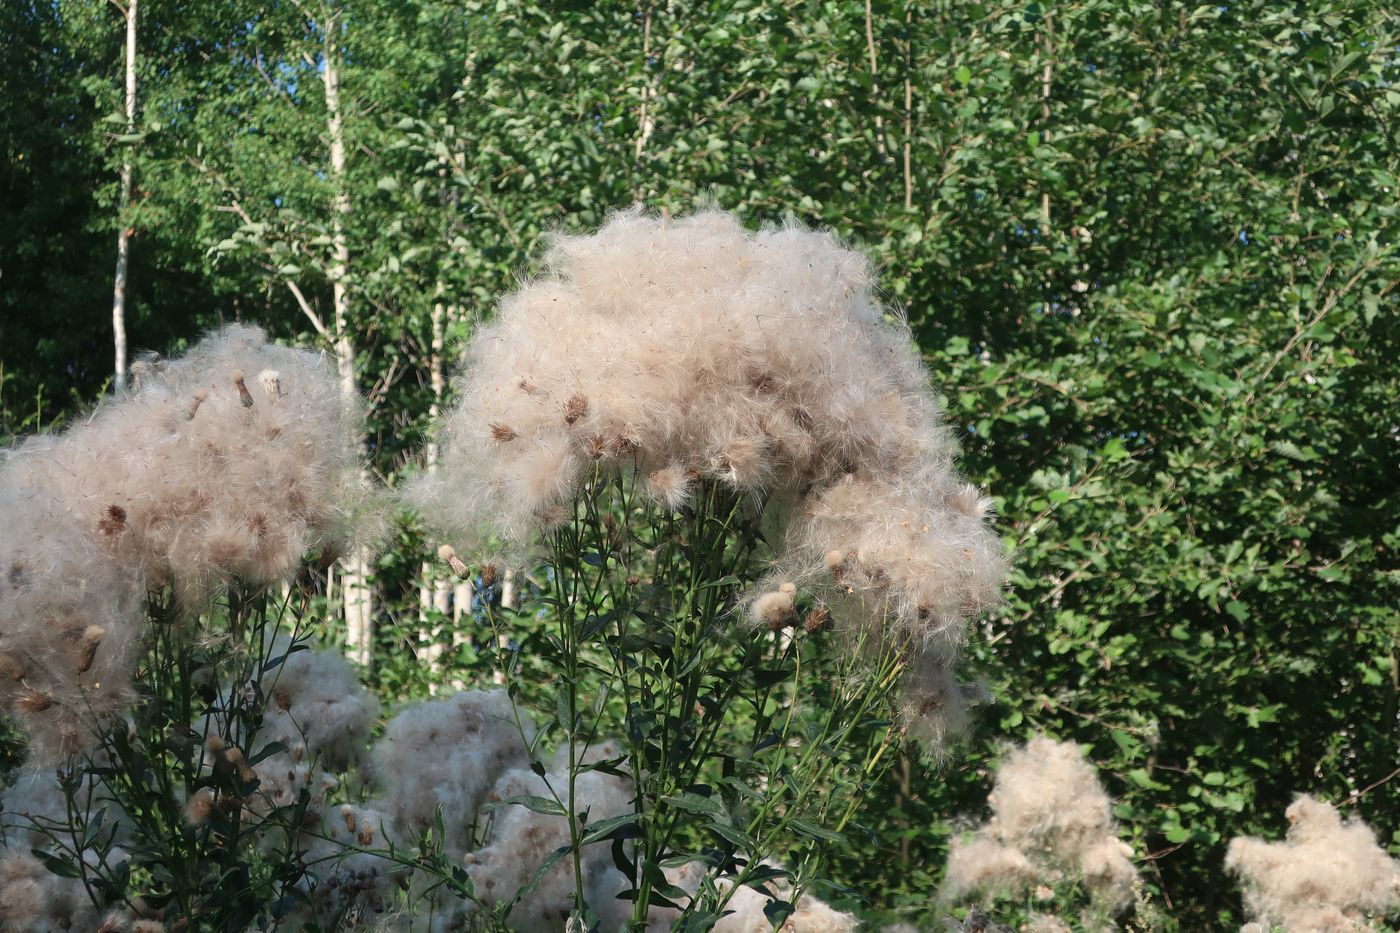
top-left (0, 325), bottom-right (373, 760)
top-left (464, 741), bottom-right (635, 932)
top-left (656, 862), bottom-right (858, 933)
top-left (942, 736), bottom-right (1138, 919)
top-left (368, 688), bottom-right (534, 855)
top-left (1226, 795), bottom-right (1400, 932)
top-left (412, 208), bottom-right (1005, 752)
top-left (259, 640), bottom-right (381, 774)
top-left (0, 851), bottom-right (107, 932)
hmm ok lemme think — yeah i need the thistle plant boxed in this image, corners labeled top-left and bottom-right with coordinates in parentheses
top-left (939, 737), bottom-right (1139, 932)
top-left (1227, 795), bottom-right (1400, 932)
top-left (0, 327), bottom-right (396, 930)
top-left (1, 214), bottom-right (1007, 931)
top-left (412, 209), bottom-right (1006, 930)
top-left (0, 324), bottom-right (371, 763)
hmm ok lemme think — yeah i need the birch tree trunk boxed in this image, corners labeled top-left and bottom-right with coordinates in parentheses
top-left (492, 570), bottom-right (518, 686)
top-left (1040, 13), bottom-right (1054, 237)
top-left (321, 5), bottom-right (374, 668)
top-left (450, 507), bottom-right (473, 690)
top-left (110, 0), bottom-right (137, 393)
top-left (864, 0), bottom-right (888, 160)
top-left (417, 299), bottom-right (453, 685)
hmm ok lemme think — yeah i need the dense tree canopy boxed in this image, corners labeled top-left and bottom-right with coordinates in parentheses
top-left (3, 1), bottom-right (1397, 927)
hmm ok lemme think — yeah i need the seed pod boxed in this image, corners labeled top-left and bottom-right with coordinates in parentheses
top-left (75, 625), bottom-right (106, 674)
top-left (185, 388), bottom-right (209, 421)
top-left (18, 689), bottom-right (53, 713)
top-left (232, 370), bottom-right (255, 407)
top-left (98, 504), bottom-right (128, 536)
top-left (438, 544), bottom-right (469, 576)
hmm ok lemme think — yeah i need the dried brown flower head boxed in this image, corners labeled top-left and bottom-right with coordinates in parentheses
top-left (563, 393), bottom-right (589, 425)
top-left (98, 504), bottom-right (128, 536)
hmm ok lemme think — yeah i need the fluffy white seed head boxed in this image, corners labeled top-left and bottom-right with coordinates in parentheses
top-left (0, 325), bottom-right (376, 759)
top-left (645, 464), bottom-right (694, 510)
top-left (1226, 795), bottom-right (1400, 931)
top-left (759, 471), bottom-right (1004, 649)
top-left (897, 649), bottom-right (973, 758)
top-left (942, 736), bottom-right (1137, 912)
top-left (370, 689), bottom-right (535, 856)
top-left (0, 849), bottom-right (106, 931)
top-left (410, 211), bottom-right (1004, 636)
top-left (464, 744), bottom-right (633, 932)
top-left (648, 860), bottom-right (858, 932)
top-left (751, 589), bottom-right (796, 630)
top-left (259, 643), bottom-right (380, 774)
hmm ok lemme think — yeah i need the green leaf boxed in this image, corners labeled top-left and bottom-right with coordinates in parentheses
top-left (484, 795), bottom-right (566, 817)
top-left (580, 813), bottom-right (642, 845)
top-left (789, 819), bottom-right (843, 844)
top-left (662, 791), bottom-right (726, 818)
top-left (510, 844), bottom-right (572, 905)
top-left (30, 849), bottom-right (80, 879)
top-left (707, 820), bottom-right (757, 851)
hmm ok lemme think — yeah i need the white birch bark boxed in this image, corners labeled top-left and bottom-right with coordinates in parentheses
top-left (321, 5), bottom-right (374, 668)
top-left (1040, 15), bottom-right (1054, 237)
top-left (417, 300), bottom-right (452, 685)
top-left (110, 0), bottom-right (138, 393)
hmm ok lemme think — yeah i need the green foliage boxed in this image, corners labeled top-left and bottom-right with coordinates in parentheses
top-left (4, 593), bottom-right (316, 928)
top-left (838, 3), bottom-right (1400, 928)
top-left (481, 469), bottom-right (904, 928)
top-left (3, 0), bottom-right (1398, 927)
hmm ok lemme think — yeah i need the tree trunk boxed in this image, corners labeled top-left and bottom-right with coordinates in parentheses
top-left (864, 0), bottom-right (888, 160)
top-left (418, 299), bottom-right (452, 684)
top-left (634, 3), bottom-right (655, 163)
top-left (1040, 14), bottom-right (1054, 237)
top-left (903, 7), bottom-right (913, 212)
top-left (321, 6), bottom-right (374, 668)
top-left (110, 0), bottom-right (138, 393)
top-left (492, 571), bottom-right (517, 686)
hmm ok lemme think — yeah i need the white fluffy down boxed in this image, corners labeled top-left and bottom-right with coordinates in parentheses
top-left (1226, 795), bottom-right (1400, 932)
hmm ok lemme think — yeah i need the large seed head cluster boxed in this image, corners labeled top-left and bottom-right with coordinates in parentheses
top-left (413, 209), bottom-right (1006, 750)
top-left (0, 325), bottom-right (371, 759)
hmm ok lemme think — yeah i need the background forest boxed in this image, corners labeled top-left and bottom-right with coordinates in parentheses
top-left (2, 0), bottom-right (1398, 929)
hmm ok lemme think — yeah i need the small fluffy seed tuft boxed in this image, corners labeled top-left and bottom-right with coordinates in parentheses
top-left (752, 590), bottom-right (796, 631)
top-left (258, 369), bottom-right (283, 399)
top-left (185, 787), bottom-right (215, 826)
